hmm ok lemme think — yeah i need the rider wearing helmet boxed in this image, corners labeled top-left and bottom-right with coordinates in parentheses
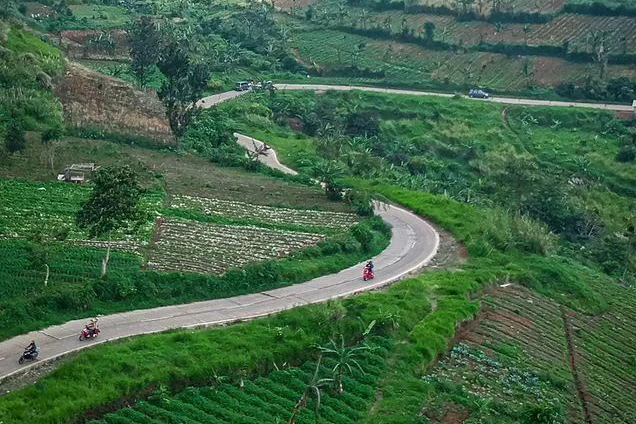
top-left (24, 340), bottom-right (37, 358)
top-left (365, 261), bottom-right (374, 271)
top-left (85, 317), bottom-right (99, 337)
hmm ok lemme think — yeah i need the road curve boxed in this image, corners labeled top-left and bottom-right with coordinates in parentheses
top-left (197, 84), bottom-right (633, 112)
top-left (0, 139), bottom-right (440, 382)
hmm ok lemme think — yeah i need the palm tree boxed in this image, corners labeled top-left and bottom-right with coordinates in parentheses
top-left (318, 336), bottom-right (370, 394)
top-left (312, 159), bottom-right (344, 196)
top-left (288, 357), bottom-right (333, 424)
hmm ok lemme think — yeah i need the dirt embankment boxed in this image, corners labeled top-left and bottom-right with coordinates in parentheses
top-left (53, 29), bottom-right (129, 61)
top-left (54, 62), bottom-right (174, 143)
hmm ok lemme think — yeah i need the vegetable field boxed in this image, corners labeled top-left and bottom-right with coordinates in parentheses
top-left (325, 8), bottom-right (636, 55)
top-left (419, 284), bottom-right (585, 423)
top-left (567, 0), bottom-right (636, 13)
top-left (0, 240), bottom-right (141, 294)
top-left (404, 0), bottom-right (566, 15)
top-left (293, 28), bottom-right (528, 90)
top-left (571, 279), bottom-right (636, 423)
top-left (292, 27), bottom-right (636, 91)
top-left (0, 179), bottom-right (89, 239)
top-left (169, 195), bottom-right (359, 231)
top-left (0, 178), bottom-right (163, 243)
top-left (147, 218), bottom-right (326, 274)
top-left (89, 339), bottom-right (391, 424)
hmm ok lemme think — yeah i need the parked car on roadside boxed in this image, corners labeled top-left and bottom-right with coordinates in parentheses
top-left (235, 81), bottom-right (251, 91)
top-left (468, 89), bottom-right (490, 99)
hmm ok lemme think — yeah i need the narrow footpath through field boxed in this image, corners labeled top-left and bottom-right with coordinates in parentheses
top-left (0, 131), bottom-right (440, 382)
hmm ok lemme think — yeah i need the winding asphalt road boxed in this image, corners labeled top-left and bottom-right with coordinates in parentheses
top-left (0, 136), bottom-right (440, 383)
top-left (5, 82), bottom-right (622, 382)
top-left (197, 83), bottom-right (633, 112)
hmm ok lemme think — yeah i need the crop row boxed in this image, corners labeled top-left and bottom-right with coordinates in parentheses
top-left (0, 178), bottom-right (161, 242)
top-left (169, 195), bottom-right (359, 230)
top-left (90, 340), bottom-right (390, 424)
top-left (573, 310), bottom-right (636, 423)
top-left (328, 8), bottom-right (636, 55)
top-left (0, 240), bottom-right (142, 298)
top-left (0, 179), bottom-right (88, 239)
top-left (147, 218), bottom-right (326, 274)
top-left (417, 285), bottom-right (582, 422)
top-left (69, 239), bottom-right (142, 254)
top-left (293, 28), bottom-right (540, 90)
top-left (404, 0), bottom-right (564, 14)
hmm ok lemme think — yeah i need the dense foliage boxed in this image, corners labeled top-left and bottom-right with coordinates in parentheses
top-left (0, 22), bottom-right (64, 156)
top-left (225, 90), bottom-right (636, 286)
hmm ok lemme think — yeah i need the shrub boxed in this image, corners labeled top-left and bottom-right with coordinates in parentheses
top-left (4, 121), bottom-right (26, 154)
top-left (482, 209), bottom-right (557, 255)
top-left (616, 145), bottom-right (636, 162)
top-left (520, 399), bottom-right (565, 424)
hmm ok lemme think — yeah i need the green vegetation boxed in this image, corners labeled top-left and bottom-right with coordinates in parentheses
top-left (27, 0), bottom-right (636, 101)
top-left (0, 242), bottom-right (478, 424)
top-left (0, 23), bottom-right (64, 145)
top-left (0, 132), bottom-right (389, 340)
top-left (75, 165), bottom-right (147, 277)
top-left (2, 2), bottom-right (636, 424)
top-left (225, 90), bottom-right (636, 285)
top-left (89, 338), bottom-right (392, 424)
top-left (566, 0), bottom-right (636, 15)
top-left (68, 4), bottom-right (129, 29)
top-left (1, 87), bottom-right (635, 424)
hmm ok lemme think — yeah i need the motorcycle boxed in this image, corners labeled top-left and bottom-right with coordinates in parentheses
top-left (363, 267), bottom-right (374, 281)
top-left (18, 347), bottom-right (39, 364)
top-left (79, 326), bottom-right (100, 341)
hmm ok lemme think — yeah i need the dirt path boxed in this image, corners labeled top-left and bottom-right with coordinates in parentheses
top-left (561, 307), bottom-right (595, 424)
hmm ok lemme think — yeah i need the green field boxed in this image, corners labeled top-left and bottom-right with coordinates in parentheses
top-left (2, 2), bottom-right (636, 424)
top-left (2, 89), bottom-right (635, 423)
top-left (89, 338), bottom-right (392, 424)
top-left (0, 132), bottom-right (389, 340)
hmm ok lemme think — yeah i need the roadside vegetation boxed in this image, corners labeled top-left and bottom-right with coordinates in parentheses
top-left (0, 131), bottom-right (389, 340)
top-left (11, 0), bottom-right (636, 101)
top-left (1, 2), bottom-right (636, 424)
top-left (2, 88), bottom-right (635, 423)
top-left (225, 89), bottom-right (636, 286)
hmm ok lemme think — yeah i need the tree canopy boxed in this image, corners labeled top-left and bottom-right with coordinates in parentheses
top-left (76, 165), bottom-right (146, 239)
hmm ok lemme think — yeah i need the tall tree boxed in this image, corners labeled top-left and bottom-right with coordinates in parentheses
top-left (157, 39), bottom-right (209, 145)
top-left (4, 121), bottom-right (26, 155)
top-left (128, 16), bottom-right (162, 88)
top-left (76, 166), bottom-right (146, 277)
top-left (41, 126), bottom-right (63, 172)
top-left (423, 21), bottom-right (435, 44)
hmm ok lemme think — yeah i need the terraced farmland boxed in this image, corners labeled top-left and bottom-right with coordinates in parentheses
top-left (0, 178), bottom-right (162, 243)
top-left (293, 27), bottom-right (636, 89)
top-left (419, 284), bottom-right (585, 423)
top-left (169, 195), bottom-right (359, 231)
top-left (0, 179), bottom-right (89, 239)
top-left (325, 8), bottom-right (636, 55)
top-left (572, 280), bottom-right (636, 423)
top-left (88, 339), bottom-right (392, 424)
top-left (147, 217), bottom-right (327, 274)
top-left (293, 28), bottom-right (528, 89)
top-left (292, 24), bottom-right (636, 90)
top-left (566, 0), bottom-right (636, 14)
top-left (405, 0), bottom-right (567, 15)
top-left (0, 239), bottom-right (141, 291)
